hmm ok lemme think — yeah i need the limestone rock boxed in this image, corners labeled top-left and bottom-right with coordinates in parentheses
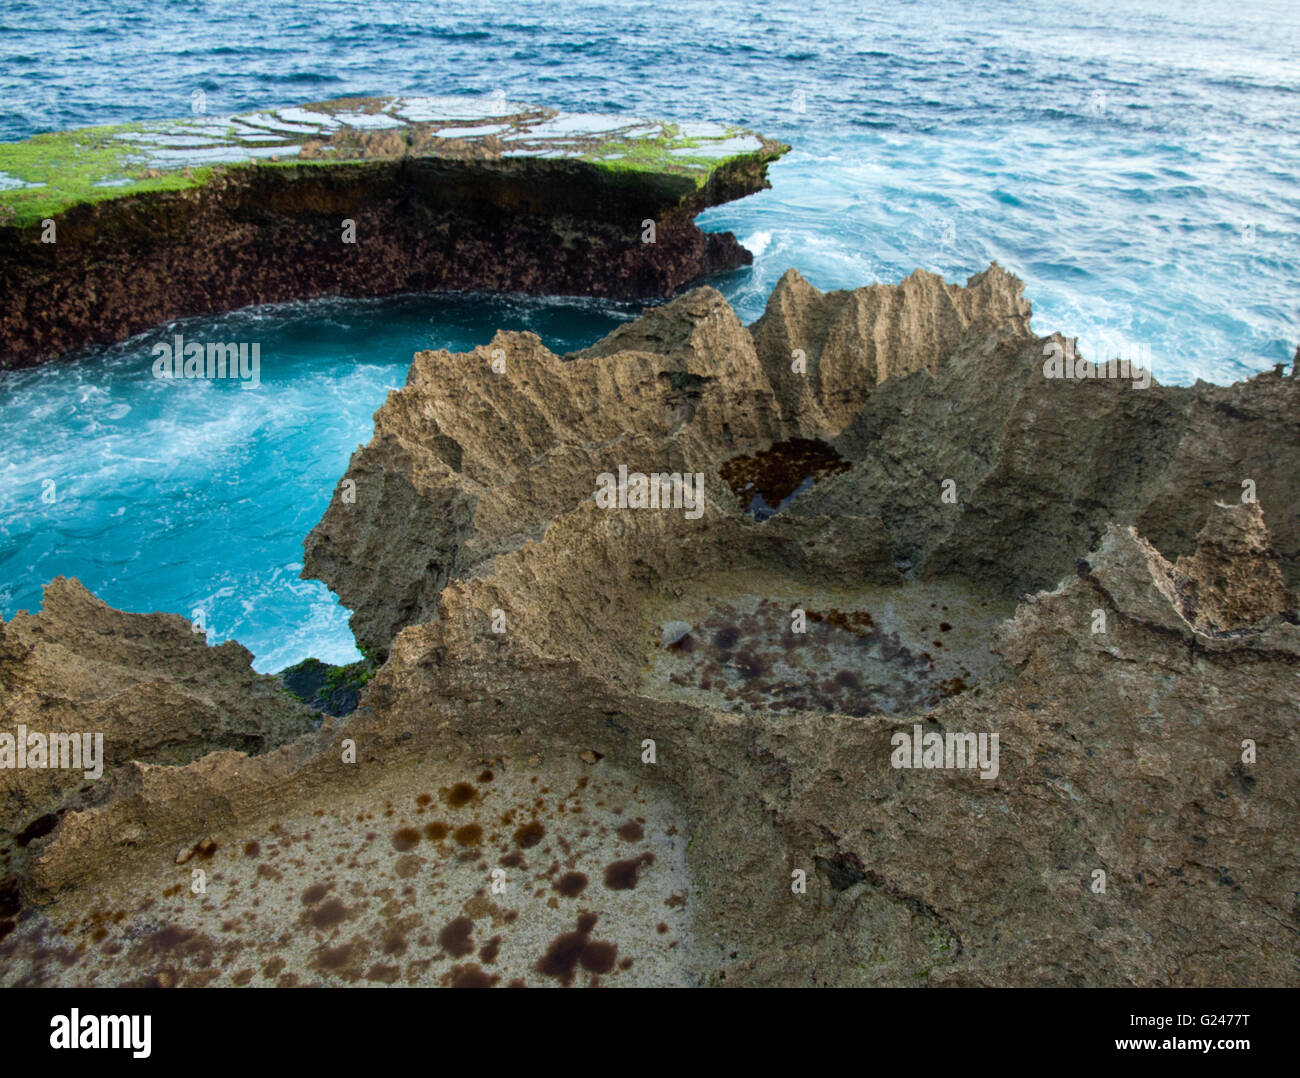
top-left (4, 264), bottom-right (1297, 988)
top-left (0, 577), bottom-right (317, 836)
top-left (1168, 501), bottom-right (1291, 632)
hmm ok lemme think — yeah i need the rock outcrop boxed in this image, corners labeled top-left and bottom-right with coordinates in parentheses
top-left (2, 264), bottom-right (1296, 987)
top-left (0, 578), bottom-right (318, 837)
top-left (0, 96), bottom-right (788, 367)
top-left (306, 263), bottom-right (1298, 657)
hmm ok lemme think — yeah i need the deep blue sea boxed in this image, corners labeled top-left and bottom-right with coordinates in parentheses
top-left (1, 0), bottom-right (1297, 670)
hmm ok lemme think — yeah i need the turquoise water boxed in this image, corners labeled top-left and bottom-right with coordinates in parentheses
top-left (0, 296), bottom-right (634, 670)
top-left (1, 0), bottom-right (1297, 669)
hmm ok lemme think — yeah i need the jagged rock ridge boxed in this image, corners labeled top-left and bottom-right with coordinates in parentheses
top-left (306, 264), bottom-right (1298, 657)
top-left (2, 264), bottom-right (1297, 987)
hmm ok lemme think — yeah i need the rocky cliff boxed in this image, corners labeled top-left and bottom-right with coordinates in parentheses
top-left (2, 264), bottom-right (1296, 987)
top-left (0, 96), bottom-right (787, 368)
top-left (306, 264), bottom-right (1298, 656)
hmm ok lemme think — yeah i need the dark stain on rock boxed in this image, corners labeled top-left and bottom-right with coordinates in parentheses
top-left (392, 827), bottom-right (421, 852)
top-left (449, 962), bottom-right (498, 988)
top-left (453, 823), bottom-right (483, 846)
top-left (554, 871), bottom-right (589, 897)
top-left (0, 877), bottom-right (22, 942)
top-left (381, 927), bottom-right (408, 956)
top-left (134, 923), bottom-right (216, 968)
top-left (667, 632), bottom-right (695, 654)
top-left (14, 813), bottom-right (60, 847)
top-left (807, 608), bottom-right (875, 636)
top-left (444, 782), bottom-right (477, 808)
top-left (604, 852), bottom-right (655, 891)
top-left (535, 911), bottom-right (615, 987)
top-left (816, 851), bottom-right (867, 892)
top-left (581, 940), bottom-right (618, 974)
top-left (306, 898), bottom-right (350, 930)
top-left (616, 820), bottom-right (645, 842)
top-left (313, 941), bottom-right (361, 974)
top-left (733, 649), bottom-right (766, 680)
top-left (719, 438), bottom-right (852, 520)
top-left (301, 883), bottom-right (329, 904)
top-left (1233, 761), bottom-right (1256, 796)
top-left (513, 820), bottom-right (545, 848)
top-left (438, 916), bottom-right (475, 958)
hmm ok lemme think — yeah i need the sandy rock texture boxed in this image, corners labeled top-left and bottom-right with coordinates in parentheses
top-left (0, 578), bottom-right (317, 834)
top-left (307, 263), bottom-right (1297, 654)
top-left (3, 264), bottom-right (1296, 986)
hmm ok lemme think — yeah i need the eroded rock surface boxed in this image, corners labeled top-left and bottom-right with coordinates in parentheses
top-left (0, 578), bottom-right (317, 835)
top-left (307, 263), bottom-right (1298, 655)
top-left (3, 264), bottom-right (1297, 987)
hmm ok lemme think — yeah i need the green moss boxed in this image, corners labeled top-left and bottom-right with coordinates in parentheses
top-left (279, 655), bottom-right (375, 716)
top-left (580, 123), bottom-right (781, 188)
top-left (0, 124), bottom-right (225, 228)
top-left (0, 97), bottom-right (786, 229)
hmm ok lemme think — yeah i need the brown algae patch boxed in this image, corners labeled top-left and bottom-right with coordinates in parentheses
top-left (535, 911), bottom-right (620, 986)
top-left (719, 438), bottom-right (852, 521)
top-left (392, 827), bottom-right (422, 851)
top-left (555, 871), bottom-right (589, 897)
top-left (438, 916), bottom-right (475, 958)
top-left (605, 853), bottom-right (656, 891)
top-left (643, 572), bottom-right (1012, 717)
top-left (0, 753), bottom-right (697, 987)
top-left (442, 782), bottom-right (478, 808)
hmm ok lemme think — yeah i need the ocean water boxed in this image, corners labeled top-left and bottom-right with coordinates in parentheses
top-left (1, 0), bottom-right (1297, 669)
top-left (0, 296), bottom-right (634, 670)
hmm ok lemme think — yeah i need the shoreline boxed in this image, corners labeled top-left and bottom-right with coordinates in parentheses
top-left (0, 96), bottom-right (788, 369)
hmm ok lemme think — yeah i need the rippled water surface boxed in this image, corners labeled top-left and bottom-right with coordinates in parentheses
top-left (1, 0), bottom-right (1297, 668)
top-left (0, 296), bottom-right (634, 669)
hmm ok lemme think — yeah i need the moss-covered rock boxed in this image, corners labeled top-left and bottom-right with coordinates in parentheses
top-left (0, 95), bottom-right (786, 229)
top-left (0, 96), bottom-right (788, 368)
top-left (278, 655), bottom-right (375, 717)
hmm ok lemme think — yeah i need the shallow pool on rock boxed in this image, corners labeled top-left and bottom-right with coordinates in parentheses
top-left (0, 752), bottom-right (699, 988)
top-left (642, 572), bottom-right (1013, 717)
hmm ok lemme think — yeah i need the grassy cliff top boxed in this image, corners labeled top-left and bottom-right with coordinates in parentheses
top-left (0, 95), bottom-right (788, 228)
